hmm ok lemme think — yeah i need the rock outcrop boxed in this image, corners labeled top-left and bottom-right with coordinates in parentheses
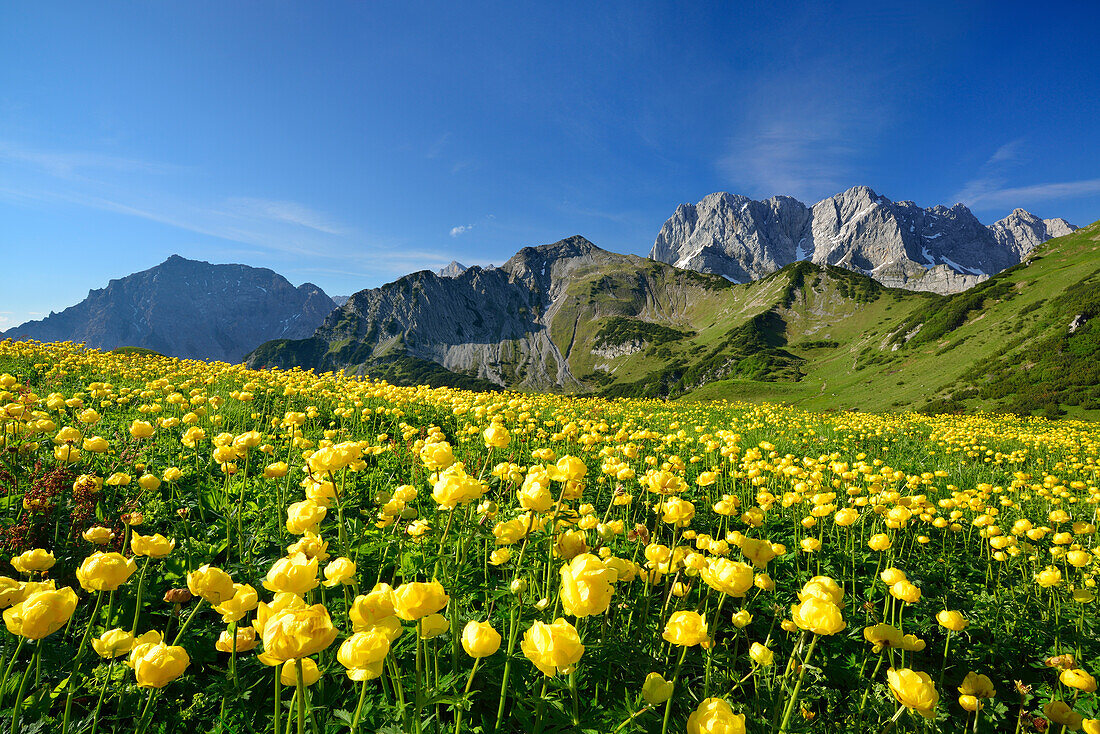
top-left (2, 255), bottom-right (336, 363)
top-left (651, 186), bottom-right (1076, 294)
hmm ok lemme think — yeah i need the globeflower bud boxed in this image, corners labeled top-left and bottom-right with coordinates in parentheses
top-left (82, 526), bottom-right (115, 545)
top-left (280, 658), bottom-right (321, 686)
top-left (641, 672), bottom-right (674, 704)
top-left (461, 620), bottom-right (502, 658)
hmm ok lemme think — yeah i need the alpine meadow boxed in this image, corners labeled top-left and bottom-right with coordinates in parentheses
top-left (3, 2), bottom-right (1100, 733)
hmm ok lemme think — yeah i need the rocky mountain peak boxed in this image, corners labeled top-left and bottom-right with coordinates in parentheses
top-left (651, 187), bottom-right (1076, 294)
top-left (438, 261), bottom-right (468, 278)
top-left (2, 257), bottom-right (336, 362)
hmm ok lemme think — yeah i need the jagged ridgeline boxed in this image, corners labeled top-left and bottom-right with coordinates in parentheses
top-left (249, 223), bottom-right (1100, 417)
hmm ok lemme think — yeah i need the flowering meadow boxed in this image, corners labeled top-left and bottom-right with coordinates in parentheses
top-left (0, 340), bottom-right (1097, 733)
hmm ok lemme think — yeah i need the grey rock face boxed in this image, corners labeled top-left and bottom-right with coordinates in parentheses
top-left (437, 261), bottom-right (468, 278)
top-left (988, 209), bottom-right (1078, 258)
top-left (651, 186), bottom-right (1075, 294)
top-left (1, 255), bottom-right (337, 363)
top-left (248, 235), bottom-right (719, 391)
top-left (652, 193), bottom-right (811, 282)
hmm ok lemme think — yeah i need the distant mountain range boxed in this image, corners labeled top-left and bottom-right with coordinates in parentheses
top-left (1, 255), bottom-right (335, 363)
top-left (650, 186), bottom-right (1075, 294)
top-left (5, 186), bottom-right (1096, 416)
top-left (247, 222), bottom-right (1100, 416)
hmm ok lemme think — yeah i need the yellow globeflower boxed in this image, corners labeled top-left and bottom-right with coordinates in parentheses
top-left (214, 584), bottom-right (260, 623)
top-left (337, 627), bottom-right (391, 681)
top-left (138, 473), bottom-right (161, 491)
top-left (285, 500), bottom-right (327, 535)
top-left (3, 587), bottom-right (79, 639)
top-left (129, 420), bottom-right (155, 439)
top-left (483, 423), bottom-right (511, 449)
top-left (322, 557), bottom-right (356, 587)
top-left (131, 533), bottom-right (175, 559)
top-left (76, 552), bottom-right (138, 592)
top-left (749, 642), bottom-right (774, 666)
top-left (263, 461), bottom-right (289, 479)
top-left (958, 672), bottom-right (996, 699)
top-left (687, 698), bottom-right (746, 734)
top-left (559, 554), bottom-right (615, 618)
top-left (82, 436), bottom-right (109, 453)
top-left (1062, 668), bottom-right (1098, 693)
top-left (1036, 566), bottom-right (1062, 588)
top-left (11, 549), bottom-right (56, 574)
top-left (791, 598), bottom-right (845, 636)
top-left (349, 584), bottom-right (397, 630)
top-left (258, 605), bottom-right (339, 665)
top-left (662, 611), bottom-right (709, 647)
top-left (392, 581), bottom-right (449, 621)
top-left (281, 658), bottom-right (322, 686)
top-left (641, 672), bottom-right (674, 704)
top-left (82, 526), bottom-right (115, 545)
top-left (216, 627), bottom-right (258, 653)
top-left (133, 643), bottom-right (190, 688)
top-left (890, 580), bottom-right (922, 604)
top-left (187, 564), bottom-right (236, 604)
top-left (701, 558), bottom-right (754, 597)
top-left (263, 553), bottom-right (320, 595)
top-left (887, 668), bottom-right (939, 718)
top-left (868, 534), bottom-right (892, 551)
top-left (420, 613), bottom-right (449, 639)
top-left (461, 620), bottom-right (501, 658)
top-left (252, 592), bottom-right (308, 636)
top-left (521, 618), bottom-right (584, 676)
top-left (1044, 701), bottom-right (1084, 730)
top-left (92, 628), bottom-right (136, 658)
top-left (936, 610), bottom-right (968, 632)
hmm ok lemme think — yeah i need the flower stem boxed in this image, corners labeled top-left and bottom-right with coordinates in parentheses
top-left (296, 658), bottom-right (305, 734)
top-left (10, 642), bottom-right (39, 734)
top-left (660, 645), bottom-right (689, 734)
top-left (453, 658), bottom-right (480, 734)
top-left (63, 590), bottom-right (105, 734)
top-left (777, 634), bottom-right (818, 734)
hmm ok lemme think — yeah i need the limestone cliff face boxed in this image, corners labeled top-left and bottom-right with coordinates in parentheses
top-left (247, 236), bottom-right (732, 391)
top-left (2, 255), bottom-right (336, 363)
top-left (988, 209), bottom-right (1077, 258)
top-left (651, 186), bottom-right (1075, 294)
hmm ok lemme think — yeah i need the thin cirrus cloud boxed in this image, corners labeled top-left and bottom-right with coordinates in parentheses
top-left (954, 140), bottom-right (1100, 211)
top-left (0, 140), bottom-right (396, 263)
top-left (0, 140), bottom-right (186, 179)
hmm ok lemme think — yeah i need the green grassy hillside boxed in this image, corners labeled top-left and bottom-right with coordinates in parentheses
top-left (680, 221), bottom-right (1100, 418)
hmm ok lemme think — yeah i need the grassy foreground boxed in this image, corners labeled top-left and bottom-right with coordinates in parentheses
top-left (0, 339), bottom-right (1097, 733)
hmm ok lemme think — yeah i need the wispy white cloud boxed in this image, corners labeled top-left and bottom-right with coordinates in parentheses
top-left (449, 224), bottom-right (473, 237)
top-left (955, 140), bottom-right (1100, 210)
top-left (716, 61), bottom-right (891, 203)
top-left (962, 178), bottom-right (1100, 209)
top-left (953, 139), bottom-right (1026, 206)
top-left (0, 140), bottom-right (184, 179)
top-left (223, 197), bottom-right (347, 235)
top-left (425, 132), bottom-right (451, 159)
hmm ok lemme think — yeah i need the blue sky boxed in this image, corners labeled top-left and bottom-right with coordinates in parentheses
top-left (2, 1), bottom-right (1099, 329)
